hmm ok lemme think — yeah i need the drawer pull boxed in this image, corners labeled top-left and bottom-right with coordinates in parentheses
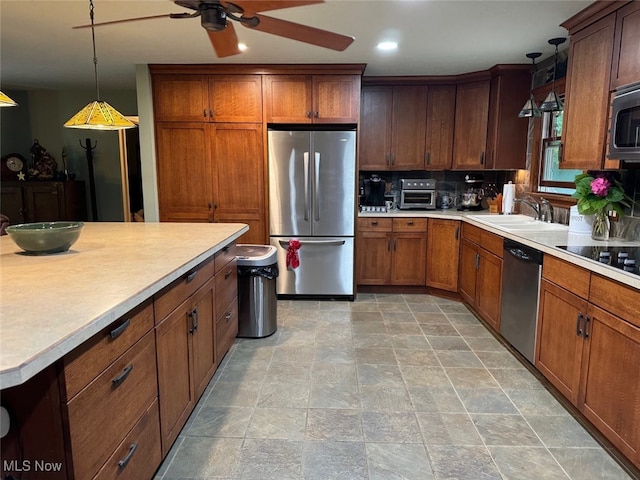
top-left (371, 221), bottom-right (378, 226)
top-left (112, 364), bottom-right (134, 388)
top-left (225, 311), bottom-right (232, 321)
top-left (407, 221), bottom-right (414, 225)
top-left (223, 245), bottom-right (230, 252)
top-left (185, 271), bottom-right (197, 283)
top-left (224, 269), bottom-right (232, 279)
top-left (109, 318), bottom-right (131, 340)
top-left (118, 442), bottom-right (138, 470)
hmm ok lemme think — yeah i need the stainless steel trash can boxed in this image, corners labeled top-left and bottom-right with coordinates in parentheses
top-left (236, 244), bottom-right (278, 338)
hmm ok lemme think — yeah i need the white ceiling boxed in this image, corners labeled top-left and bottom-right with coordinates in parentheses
top-left (1, 0), bottom-right (592, 91)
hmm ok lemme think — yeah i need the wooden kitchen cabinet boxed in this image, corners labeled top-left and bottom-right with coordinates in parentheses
top-left (561, 13), bottom-right (616, 170)
top-left (425, 85), bottom-right (456, 170)
top-left (154, 258), bottom-right (217, 455)
top-left (156, 122), bottom-right (266, 243)
top-left (1, 180), bottom-right (86, 224)
top-left (425, 218), bottom-right (460, 292)
top-left (610, 1), bottom-right (640, 91)
top-left (485, 66), bottom-right (531, 169)
top-left (359, 85), bottom-right (427, 170)
top-left (214, 246), bottom-right (239, 364)
top-left (458, 223), bottom-right (502, 330)
top-left (356, 217), bottom-right (427, 286)
top-left (152, 74), bottom-right (262, 123)
top-left (264, 74), bottom-right (361, 123)
top-left (536, 255), bottom-right (640, 469)
top-left (211, 123), bottom-right (265, 244)
top-left (452, 79), bottom-right (491, 170)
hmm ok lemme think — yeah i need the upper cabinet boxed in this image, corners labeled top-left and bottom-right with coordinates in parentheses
top-left (264, 74), bottom-right (361, 123)
top-left (153, 74), bottom-right (262, 123)
top-left (425, 85), bottom-right (456, 170)
top-left (452, 79), bottom-right (490, 170)
top-left (561, 1), bottom-right (640, 170)
top-left (359, 85), bottom-right (428, 170)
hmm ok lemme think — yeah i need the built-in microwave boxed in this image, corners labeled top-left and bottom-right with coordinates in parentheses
top-left (609, 81), bottom-right (640, 162)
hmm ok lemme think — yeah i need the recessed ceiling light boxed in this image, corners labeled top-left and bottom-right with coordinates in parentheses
top-left (377, 41), bottom-right (398, 51)
top-left (238, 43), bottom-right (248, 51)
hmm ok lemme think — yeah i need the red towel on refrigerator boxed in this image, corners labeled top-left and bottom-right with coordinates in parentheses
top-left (286, 239), bottom-right (301, 269)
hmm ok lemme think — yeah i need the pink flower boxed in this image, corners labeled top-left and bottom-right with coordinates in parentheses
top-left (590, 177), bottom-right (610, 197)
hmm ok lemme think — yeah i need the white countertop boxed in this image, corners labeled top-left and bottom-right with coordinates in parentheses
top-left (0, 222), bottom-right (248, 389)
top-left (360, 209), bottom-right (640, 290)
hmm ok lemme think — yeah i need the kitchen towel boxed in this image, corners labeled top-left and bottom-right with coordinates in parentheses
top-left (502, 182), bottom-right (515, 214)
top-left (286, 239), bottom-right (301, 269)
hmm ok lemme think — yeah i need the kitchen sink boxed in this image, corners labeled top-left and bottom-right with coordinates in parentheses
top-left (467, 214), bottom-right (569, 232)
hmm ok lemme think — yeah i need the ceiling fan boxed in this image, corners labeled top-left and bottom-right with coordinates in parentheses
top-left (74, 0), bottom-right (355, 58)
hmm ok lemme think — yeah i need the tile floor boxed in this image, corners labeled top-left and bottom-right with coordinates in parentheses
top-left (155, 294), bottom-right (638, 480)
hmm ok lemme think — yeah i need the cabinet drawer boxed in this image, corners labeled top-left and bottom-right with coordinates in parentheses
top-left (543, 255), bottom-right (591, 300)
top-left (462, 223), bottom-right (482, 244)
top-left (93, 399), bottom-right (162, 480)
top-left (214, 242), bottom-right (236, 273)
top-left (62, 301), bottom-right (154, 401)
top-left (357, 217), bottom-right (392, 232)
top-left (479, 230), bottom-right (503, 258)
top-left (392, 218), bottom-right (428, 233)
top-left (216, 298), bottom-right (239, 364)
top-left (589, 274), bottom-right (640, 328)
top-left (66, 332), bottom-right (158, 480)
top-left (154, 256), bottom-right (215, 322)
top-left (215, 259), bottom-right (238, 320)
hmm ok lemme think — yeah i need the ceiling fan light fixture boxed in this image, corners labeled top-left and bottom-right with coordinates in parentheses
top-left (377, 41), bottom-right (398, 51)
top-left (64, 0), bottom-right (136, 130)
top-left (64, 100), bottom-right (137, 130)
top-left (0, 91), bottom-right (18, 107)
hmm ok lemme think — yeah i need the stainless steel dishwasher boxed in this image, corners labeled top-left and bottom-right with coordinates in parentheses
top-left (500, 239), bottom-right (543, 363)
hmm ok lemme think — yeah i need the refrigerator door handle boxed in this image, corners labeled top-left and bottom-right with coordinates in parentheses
top-left (278, 239), bottom-right (346, 248)
top-left (303, 152), bottom-right (310, 221)
top-left (314, 152), bottom-right (321, 221)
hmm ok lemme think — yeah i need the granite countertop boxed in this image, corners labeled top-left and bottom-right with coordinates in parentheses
top-left (0, 222), bottom-right (248, 389)
top-left (359, 208), bottom-right (640, 290)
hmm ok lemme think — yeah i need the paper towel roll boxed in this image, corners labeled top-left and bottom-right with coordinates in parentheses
top-left (502, 182), bottom-right (515, 214)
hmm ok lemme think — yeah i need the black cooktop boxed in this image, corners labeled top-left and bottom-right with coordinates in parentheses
top-left (557, 245), bottom-right (640, 277)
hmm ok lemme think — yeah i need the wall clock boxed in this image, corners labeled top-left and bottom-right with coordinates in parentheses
top-left (1, 153), bottom-right (27, 180)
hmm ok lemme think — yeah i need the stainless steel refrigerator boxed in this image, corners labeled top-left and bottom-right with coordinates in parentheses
top-left (268, 128), bottom-right (356, 298)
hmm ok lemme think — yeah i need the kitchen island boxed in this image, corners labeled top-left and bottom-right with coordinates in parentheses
top-left (0, 222), bottom-right (247, 480)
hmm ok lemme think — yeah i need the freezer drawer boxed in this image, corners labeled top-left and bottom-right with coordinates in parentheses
top-left (270, 236), bottom-right (354, 298)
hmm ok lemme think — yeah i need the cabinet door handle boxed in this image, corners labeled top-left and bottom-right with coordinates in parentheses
top-left (583, 315), bottom-right (590, 338)
top-left (314, 111), bottom-right (319, 118)
top-left (185, 271), bottom-right (197, 283)
top-left (480, 151), bottom-right (485, 165)
top-left (387, 239), bottom-right (391, 251)
top-left (385, 153), bottom-right (390, 166)
top-left (109, 318), bottom-right (131, 340)
top-left (306, 111), bottom-right (312, 118)
top-left (393, 238), bottom-right (397, 251)
top-left (112, 364), bottom-right (134, 388)
top-left (475, 252), bottom-right (480, 270)
top-left (576, 313), bottom-right (583, 337)
top-left (391, 153), bottom-right (396, 166)
top-left (209, 109), bottom-right (213, 118)
top-left (455, 226), bottom-right (459, 240)
top-left (193, 307), bottom-right (199, 332)
top-left (225, 269), bottom-right (233, 279)
top-left (425, 152), bottom-right (430, 165)
top-left (118, 442), bottom-right (138, 470)
top-left (225, 311), bottom-right (232, 322)
top-left (203, 109), bottom-right (207, 118)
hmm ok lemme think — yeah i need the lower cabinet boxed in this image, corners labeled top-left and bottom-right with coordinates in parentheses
top-left (536, 256), bottom-right (640, 469)
top-left (458, 224), bottom-right (502, 331)
top-left (356, 217), bottom-right (427, 286)
top-left (425, 218), bottom-right (460, 292)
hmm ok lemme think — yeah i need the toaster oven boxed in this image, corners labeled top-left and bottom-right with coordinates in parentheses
top-left (399, 179), bottom-right (437, 209)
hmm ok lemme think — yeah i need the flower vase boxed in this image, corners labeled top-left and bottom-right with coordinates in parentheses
top-left (591, 211), bottom-right (610, 241)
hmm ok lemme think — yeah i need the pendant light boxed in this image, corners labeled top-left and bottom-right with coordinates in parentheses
top-left (539, 37), bottom-right (567, 112)
top-left (64, 0), bottom-right (136, 130)
top-left (518, 52), bottom-right (543, 118)
top-left (0, 91), bottom-right (18, 107)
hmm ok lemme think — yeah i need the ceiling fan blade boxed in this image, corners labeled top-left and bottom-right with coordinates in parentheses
top-left (225, 0), bottom-right (323, 15)
top-left (73, 14), bottom-right (171, 29)
top-left (207, 22), bottom-right (242, 57)
top-left (245, 14), bottom-right (354, 51)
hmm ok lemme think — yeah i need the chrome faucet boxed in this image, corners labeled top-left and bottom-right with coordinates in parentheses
top-left (514, 197), bottom-right (542, 220)
top-left (540, 198), bottom-right (554, 223)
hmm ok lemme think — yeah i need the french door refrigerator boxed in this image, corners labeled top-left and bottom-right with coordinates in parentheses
top-left (268, 128), bottom-right (356, 299)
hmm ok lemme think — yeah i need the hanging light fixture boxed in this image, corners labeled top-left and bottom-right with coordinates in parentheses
top-left (518, 52), bottom-right (543, 118)
top-left (539, 37), bottom-right (567, 113)
top-left (0, 91), bottom-right (18, 107)
top-left (64, 0), bottom-right (136, 130)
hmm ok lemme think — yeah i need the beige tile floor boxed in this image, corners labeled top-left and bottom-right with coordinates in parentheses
top-left (155, 294), bottom-right (638, 480)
